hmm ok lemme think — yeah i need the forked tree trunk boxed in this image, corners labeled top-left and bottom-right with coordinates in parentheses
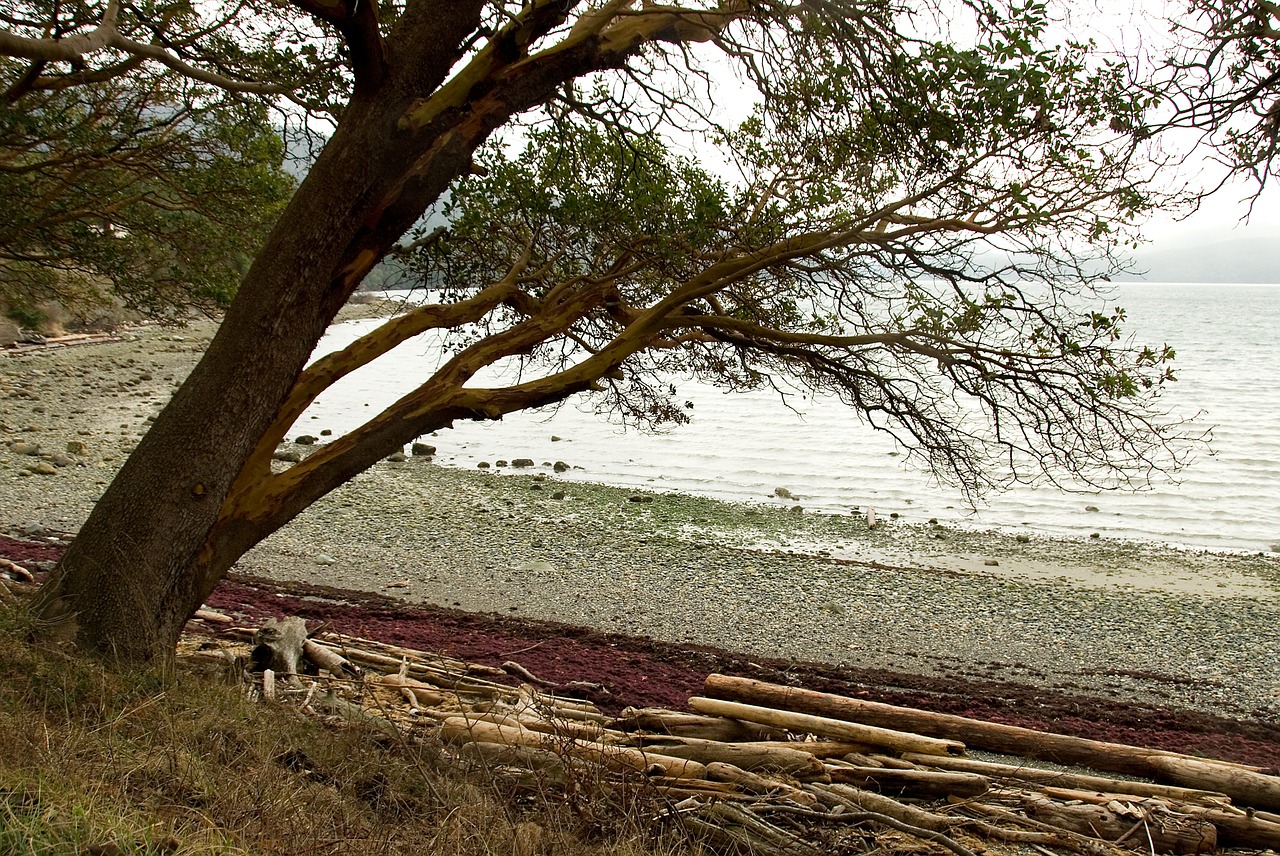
top-left (28, 86), bottom-right (482, 662)
top-left (25, 4), bottom-right (739, 664)
top-left (25, 10), bottom-right (678, 662)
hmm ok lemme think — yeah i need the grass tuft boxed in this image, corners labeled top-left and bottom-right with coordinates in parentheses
top-left (0, 601), bottom-right (696, 856)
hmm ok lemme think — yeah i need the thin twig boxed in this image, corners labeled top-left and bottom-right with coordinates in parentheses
top-left (498, 639), bottom-right (546, 658)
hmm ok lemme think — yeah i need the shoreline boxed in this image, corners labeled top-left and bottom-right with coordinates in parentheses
top-left (2, 317), bottom-right (1278, 721)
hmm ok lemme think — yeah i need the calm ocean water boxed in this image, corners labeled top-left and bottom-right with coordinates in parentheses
top-left (300, 283), bottom-right (1280, 553)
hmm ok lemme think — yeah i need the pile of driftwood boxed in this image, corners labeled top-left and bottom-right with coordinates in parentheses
top-left (189, 614), bottom-right (1280, 856)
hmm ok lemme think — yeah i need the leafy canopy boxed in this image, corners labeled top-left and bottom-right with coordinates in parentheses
top-left (384, 7), bottom-right (1195, 499)
top-left (0, 0), bottom-right (307, 323)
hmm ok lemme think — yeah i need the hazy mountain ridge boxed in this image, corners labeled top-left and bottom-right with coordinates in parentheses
top-left (1121, 235), bottom-right (1280, 283)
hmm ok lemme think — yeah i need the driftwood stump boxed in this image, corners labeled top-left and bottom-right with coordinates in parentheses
top-left (251, 616), bottom-right (310, 677)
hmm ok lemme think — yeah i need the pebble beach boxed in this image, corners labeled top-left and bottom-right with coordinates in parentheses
top-left (2, 314), bottom-right (1279, 721)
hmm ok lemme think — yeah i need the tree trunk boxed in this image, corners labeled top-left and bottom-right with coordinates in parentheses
top-left (28, 85), bottom-right (482, 662)
top-left (24, 5), bottom-right (738, 665)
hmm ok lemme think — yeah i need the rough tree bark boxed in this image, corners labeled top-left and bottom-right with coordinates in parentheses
top-left (19, 0), bottom-right (1184, 666)
top-left (30, 0), bottom-right (736, 662)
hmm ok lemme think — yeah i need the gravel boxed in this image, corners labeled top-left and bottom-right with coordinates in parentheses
top-left (3, 317), bottom-right (1279, 721)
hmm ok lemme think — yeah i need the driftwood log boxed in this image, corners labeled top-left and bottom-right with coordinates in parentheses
top-left (825, 764), bottom-right (990, 798)
top-left (615, 706), bottom-right (786, 741)
top-left (205, 621), bottom-right (1280, 856)
top-left (251, 616), bottom-right (309, 677)
top-left (900, 752), bottom-right (1233, 806)
top-left (440, 715), bottom-right (709, 779)
top-left (1146, 754), bottom-right (1280, 812)
top-left (1017, 792), bottom-right (1218, 855)
top-left (688, 695), bottom-right (966, 756)
top-left (703, 675), bottom-right (1270, 786)
top-left (633, 735), bottom-right (831, 779)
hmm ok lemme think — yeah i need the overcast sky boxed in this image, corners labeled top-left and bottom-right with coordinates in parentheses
top-left (1144, 179), bottom-right (1280, 247)
top-left (1072, 0), bottom-right (1280, 263)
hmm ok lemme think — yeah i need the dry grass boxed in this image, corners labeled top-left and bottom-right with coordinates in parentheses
top-left (0, 603), bottom-right (700, 856)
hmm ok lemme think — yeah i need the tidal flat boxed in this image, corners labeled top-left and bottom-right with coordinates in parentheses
top-left (2, 317), bottom-right (1278, 719)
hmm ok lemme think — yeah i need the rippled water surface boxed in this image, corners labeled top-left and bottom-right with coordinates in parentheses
top-left (299, 283), bottom-right (1280, 552)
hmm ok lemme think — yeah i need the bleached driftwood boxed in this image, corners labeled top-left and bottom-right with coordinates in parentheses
top-left (824, 764), bottom-right (990, 798)
top-left (214, 623), bottom-right (1280, 856)
top-left (1146, 754), bottom-right (1280, 812)
top-left (633, 735), bottom-right (830, 779)
top-left (615, 706), bottom-right (785, 741)
top-left (688, 696), bottom-right (966, 757)
top-left (302, 639), bottom-right (361, 678)
top-left (703, 675), bottom-right (1270, 785)
top-left (251, 617), bottom-right (309, 677)
top-left (901, 752), bottom-right (1233, 806)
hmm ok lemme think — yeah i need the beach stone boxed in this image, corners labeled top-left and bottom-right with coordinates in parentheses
top-left (27, 461), bottom-right (57, 475)
top-left (774, 487), bottom-right (794, 499)
top-left (495, 460), bottom-right (508, 467)
top-left (1084, 505), bottom-right (1100, 512)
top-left (790, 505), bottom-right (804, 514)
top-left (1016, 534), bottom-right (1031, 543)
top-left (9, 441), bottom-right (40, 455)
top-left (477, 461), bottom-right (490, 468)
top-left (512, 458), bottom-right (534, 468)
top-left (47, 453), bottom-right (75, 467)
top-left (273, 449), bottom-right (302, 463)
top-left (985, 559), bottom-right (999, 566)
top-left (552, 491), bottom-right (566, 500)
top-left (553, 461), bottom-right (569, 473)
top-left (386, 452), bottom-right (407, 462)
top-left (411, 442), bottom-right (435, 456)
top-left (628, 495), bottom-right (653, 503)
top-left (320, 429), bottom-right (333, 436)
top-left (550, 436), bottom-right (562, 442)
top-left (295, 435), bottom-right (317, 445)
top-left (314, 554), bottom-right (336, 566)
top-left (66, 440), bottom-right (88, 456)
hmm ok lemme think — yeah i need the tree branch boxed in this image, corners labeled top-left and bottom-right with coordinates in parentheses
top-left (0, 0), bottom-right (119, 61)
top-left (0, 0), bottom-right (291, 95)
top-left (287, 0), bottom-right (386, 94)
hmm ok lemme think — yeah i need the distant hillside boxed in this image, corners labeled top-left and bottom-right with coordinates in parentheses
top-left (1121, 235), bottom-right (1280, 283)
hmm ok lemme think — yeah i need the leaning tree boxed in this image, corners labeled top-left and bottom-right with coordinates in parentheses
top-left (1, 0), bottom-right (1196, 663)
